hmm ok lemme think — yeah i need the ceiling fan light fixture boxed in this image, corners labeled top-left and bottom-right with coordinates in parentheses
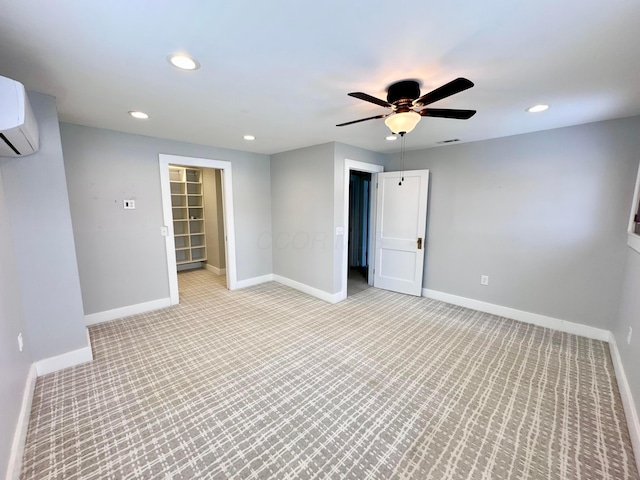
top-left (385, 135), bottom-right (397, 141)
top-left (384, 111), bottom-right (421, 134)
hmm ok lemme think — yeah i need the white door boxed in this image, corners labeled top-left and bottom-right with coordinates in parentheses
top-left (374, 170), bottom-right (429, 296)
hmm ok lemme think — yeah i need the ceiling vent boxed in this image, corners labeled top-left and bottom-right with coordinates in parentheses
top-left (0, 75), bottom-right (39, 157)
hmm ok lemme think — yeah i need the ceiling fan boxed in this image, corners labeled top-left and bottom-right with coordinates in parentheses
top-left (337, 77), bottom-right (476, 135)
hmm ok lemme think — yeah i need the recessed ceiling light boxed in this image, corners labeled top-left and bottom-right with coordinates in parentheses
top-left (386, 135), bottom-right (397, 141)
top-left (167, 54), bottom-right (201, 71)
top-left (243, 135), bottom-right (255, 141)
top-left (526, 104), bottom-right (550, 113)
top-left (128, 111), bottom-right (149, 119)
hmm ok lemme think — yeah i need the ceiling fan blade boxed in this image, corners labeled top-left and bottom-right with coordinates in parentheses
top-left (348, 92), bottom-right (393, 108)
top-left (336, 113), bottom-right (390, 127)
top-left (420, 108), bottom-right (476, 119)
top-left (413, 78), bottom-right (474, 107)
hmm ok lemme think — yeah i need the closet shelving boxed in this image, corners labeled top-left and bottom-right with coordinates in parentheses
top-left (169, 165), bottom-right (207, 266)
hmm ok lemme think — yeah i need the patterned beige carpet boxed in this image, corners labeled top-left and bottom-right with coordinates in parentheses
top-left (21, 269), bottom-right (638, 479)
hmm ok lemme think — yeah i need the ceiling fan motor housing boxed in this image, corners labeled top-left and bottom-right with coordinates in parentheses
top-left (387, 80), bottom-right (421, 105)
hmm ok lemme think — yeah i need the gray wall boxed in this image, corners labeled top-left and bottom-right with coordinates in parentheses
top-left (614, 247), bottom-right (640, 421)
top-left (203, 168), bottom-right (225, 270)
top-left (61, 124), bottom-right (272, 315)
top-left (271, 143), bottom-right (335, 293)
top-left (0, 167), bottom-right (31, 479)
top-left (385, 116), bottom-right (640, 329)
top-left (1, 93), bottom-right (87, 360)
top-left (270, 142), bottom-right (385, 296)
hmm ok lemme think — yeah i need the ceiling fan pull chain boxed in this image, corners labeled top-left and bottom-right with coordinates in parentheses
top-left (399, 133), bottom-right (406, 186)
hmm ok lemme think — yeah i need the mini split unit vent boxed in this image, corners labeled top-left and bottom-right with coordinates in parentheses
top-left (0, 75), bottom-right (39, 157)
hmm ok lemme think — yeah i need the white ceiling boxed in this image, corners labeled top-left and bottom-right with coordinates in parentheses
top-left (1, 0), bottom-right (639, 155)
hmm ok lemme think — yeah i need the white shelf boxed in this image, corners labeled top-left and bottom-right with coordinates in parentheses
top-left (169, 165), bottom-right (207, 269)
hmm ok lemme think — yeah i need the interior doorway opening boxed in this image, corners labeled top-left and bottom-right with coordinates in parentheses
top-left (347, 170), bottom-right (372, 297)
top-left (169, 164), bottom-right (227, 283)
top-left (340, 159), bottom-right (384, 301)
top-left (159, 154), bottom-right (237, 305)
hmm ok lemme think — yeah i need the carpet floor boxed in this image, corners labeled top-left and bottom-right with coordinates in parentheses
top-left (21, 269), bottom-right (638, 479)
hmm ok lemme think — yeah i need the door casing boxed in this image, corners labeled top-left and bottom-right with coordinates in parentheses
top-left (340, 159), bottom-right (384, 301)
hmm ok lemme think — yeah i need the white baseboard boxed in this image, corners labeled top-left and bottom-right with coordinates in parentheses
top-left (177, 262), bottom-right (203, 272)
top-left (234, 274), bottom-right (274, 289)
top-left (422, 289), bottom-right (610, 342)
top-left (85, 297), bottom-right (172, 326)
top-left (204, 264), bottom-right (226, 275)
top-left (35, 329), bottom-right (93, 376)
top-left (608, 333), bottom-right (640, 475)
top-left (5, 364), bottom-right (36, 480)
top-left (273, 274), bottom-right (341, 304)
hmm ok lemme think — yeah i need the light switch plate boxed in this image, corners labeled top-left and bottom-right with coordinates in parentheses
top-left (336, 226), bottom-right (344, 236)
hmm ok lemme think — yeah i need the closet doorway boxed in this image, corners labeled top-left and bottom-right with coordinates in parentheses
top-left (347, 170), bottom-right (372, 296)
top-left (340, 159), bottom-right (384, 300)
top-left (169, 164), bottom-right (227, 274)
top-left (159, 154), bottom-right (238, 305)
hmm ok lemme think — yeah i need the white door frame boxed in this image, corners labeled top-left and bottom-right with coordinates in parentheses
top-left (159, 154), bottom-right (238, 305)
top-left (341, 159), bottom-right (384, 301)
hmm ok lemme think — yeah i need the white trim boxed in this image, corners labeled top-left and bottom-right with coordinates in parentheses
top-left (35, 328), bottom-right (93, 376)
top-left (273, 274), bottom-right (341, 304)
top-left (204, 264), bottom-right (227, 275)
top-left (159, 157), bottom-right (179, 304)
top-left (628, 163), bottom-right (640, 254)
top-left (235, 274), bottom-right (273, 289)
top-left (422, 288), bottom-right (610, 341)
top-left (340, 159), bottom-right (384, 302)
top-left (158, 154), bottom-right (238, 301)
top-left (609, 332), bottom-right (640, 475)
top-left (628, 232), bottom-right (640, 255)
top-left (84, 297), bottom-right (172, 326)
top-left (628, 162), bottom-right (640, 233)
top-left (5, 364), bottom-right (36, 480)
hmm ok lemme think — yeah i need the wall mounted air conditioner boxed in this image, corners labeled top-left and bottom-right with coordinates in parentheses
top-left (0, 75), bottom-right (39, 157)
